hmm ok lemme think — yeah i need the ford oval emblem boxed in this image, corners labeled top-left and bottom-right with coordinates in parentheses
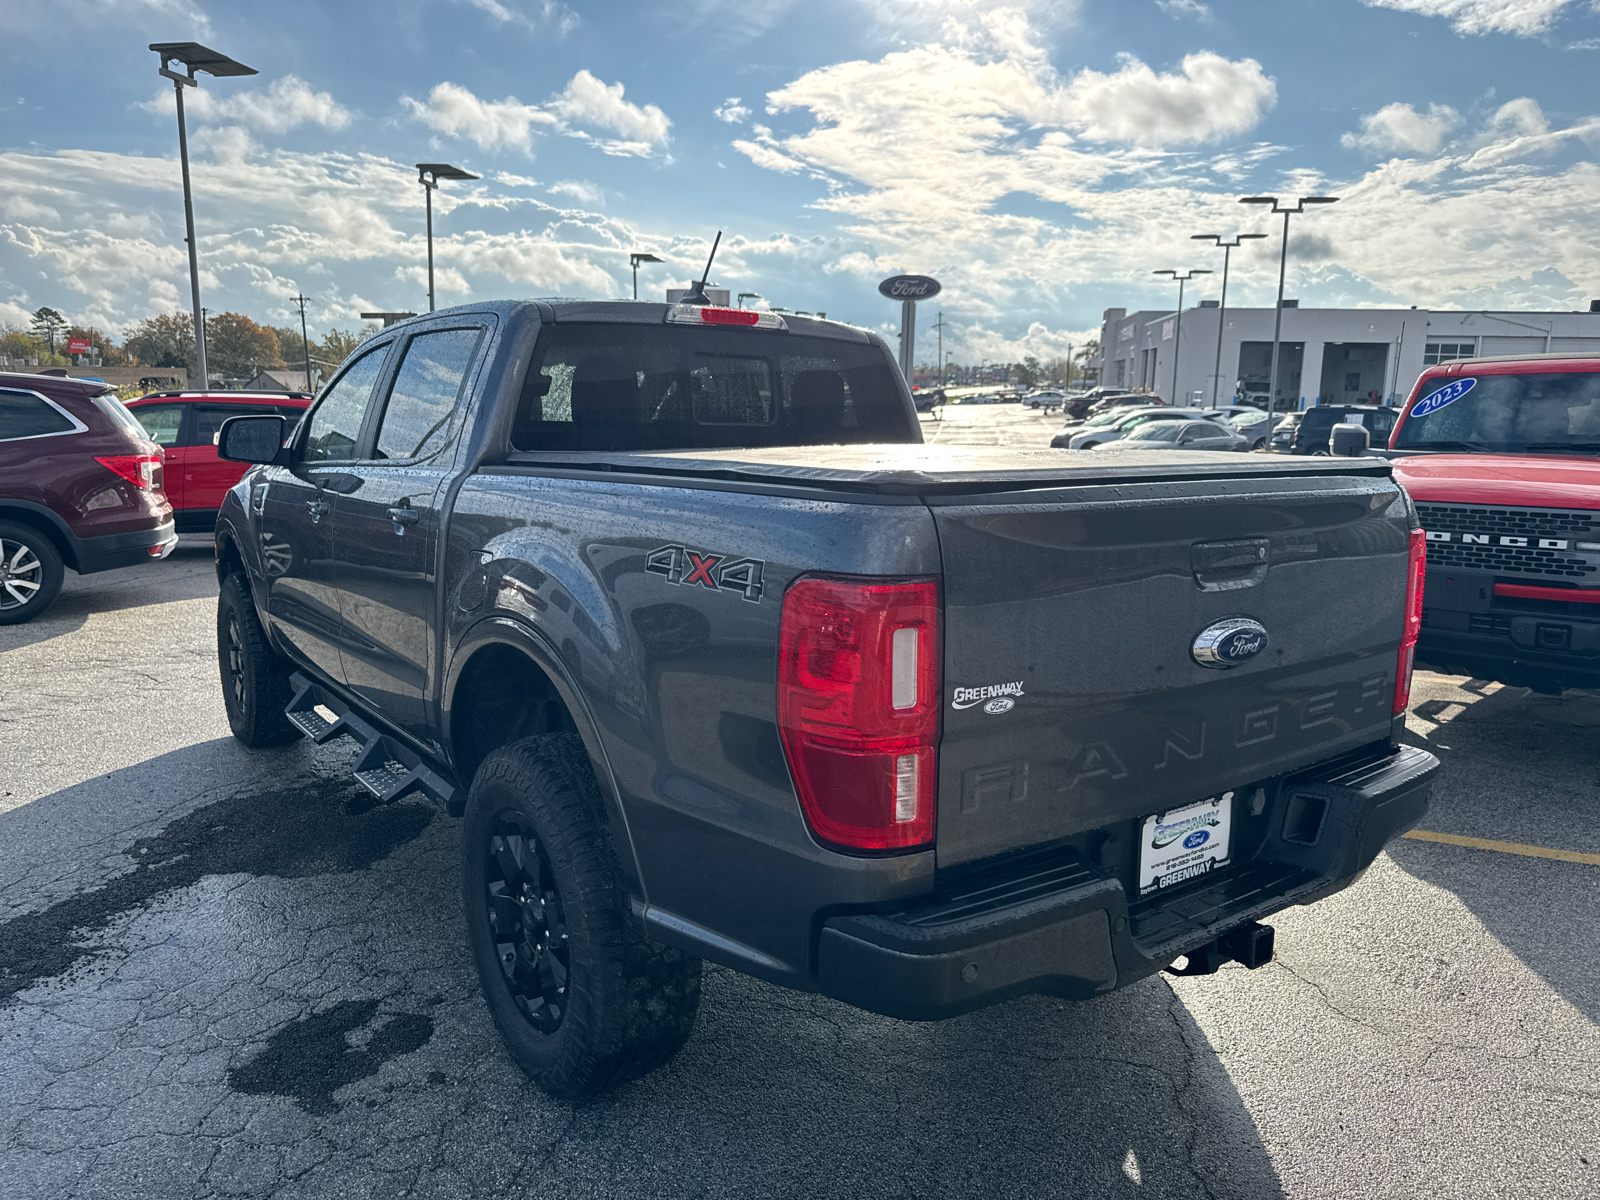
top-left (1192, 617), bottom-right (1270, 669)
top-left (878, 274), bottom-right (942, 301)
top-left (983, 697), bottom-right (1015, 715)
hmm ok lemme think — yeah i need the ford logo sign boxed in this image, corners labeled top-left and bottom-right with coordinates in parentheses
top-left (1183, 830), bottom-right (1210, 849)
top-left (878, 274), bottom-right (942, 301)
top-left (1191, 617), bottom-right (1270, 669)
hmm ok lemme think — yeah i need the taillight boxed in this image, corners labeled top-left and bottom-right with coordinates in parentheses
top-left (95, 453), bottom-right (162, 491)
top-left (1393, 528), bottom-right (1427, 714)
top-left (777, 575), bottom-right (940, 853)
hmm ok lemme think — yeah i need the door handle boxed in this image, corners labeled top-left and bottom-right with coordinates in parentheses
top-left (387, 505), bottom-right (420, 526)
top-left (306, 499), bottom-right (329, 518)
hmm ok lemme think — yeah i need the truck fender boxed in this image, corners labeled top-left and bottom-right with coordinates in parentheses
top-left (443, 614), bottom-right (649, 908)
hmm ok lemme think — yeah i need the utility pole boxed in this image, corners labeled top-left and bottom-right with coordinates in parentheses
top-left (933, 310), bottom-right (945, 385)
top-left (292, 294), bottom-right (314, 392)
top-left (200, 308), bottom-right (209, 386)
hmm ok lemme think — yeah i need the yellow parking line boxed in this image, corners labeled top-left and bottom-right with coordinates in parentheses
top-left (1402, 829), bottom-right (1600, 866)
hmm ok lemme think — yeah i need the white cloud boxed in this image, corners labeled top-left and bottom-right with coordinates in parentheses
top-left (396, 264), bottom-right (470, 293)
top-left (181, 76), bottom-right (353, 134)
top-left (1060, 53), bottom-right (1276, 146)
top-left (1156, 0), bottom-right (1212, 18)
top-left (464, 0), bottom-right (579, 34)
top-left (403, 83), bottom-right (557, 153)
top-left (1341, 102), bottom-right (1462, 155)
top-left (404, 72), bottom-right (668, 158)
top-left (548, 179), bottom-right (604, 205)
top-left (1362, 0), bottom-right (1577, 36)
top-left (547, 70), bottom-right (671, 145)
top-left (714, 97), bottom-right (751, 124)
top-left (190, 124), bottom-right (257, 164)
top-left (1485, 97), bottom-right (1549, 138)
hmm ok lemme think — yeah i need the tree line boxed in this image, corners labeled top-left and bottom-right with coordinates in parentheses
top-left (1, 306), bottom-right (373, 382)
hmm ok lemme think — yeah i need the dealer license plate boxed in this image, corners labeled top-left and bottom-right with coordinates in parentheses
top-left (1138, 793), bottom-right (1234, 896)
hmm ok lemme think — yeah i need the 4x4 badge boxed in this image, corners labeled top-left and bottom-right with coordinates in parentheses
top-left (646, 544), bottom-right (765, 602)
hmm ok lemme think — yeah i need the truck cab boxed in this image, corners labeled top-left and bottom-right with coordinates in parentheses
top-left (1389, 354), bottom-right (1600, 691)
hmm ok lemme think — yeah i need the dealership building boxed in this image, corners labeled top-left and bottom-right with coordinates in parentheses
top-left (1091, 301), bottom-right (1600, 409)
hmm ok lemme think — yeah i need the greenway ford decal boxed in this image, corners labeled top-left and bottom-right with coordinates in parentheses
top-left (1412, 377), bottom-right (1476, 418)
top-left (952, 681), bottom-right (1024, 711)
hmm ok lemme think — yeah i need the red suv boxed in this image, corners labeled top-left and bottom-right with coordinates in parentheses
top-left (1390, 354), bottom-right (1600, 691)
top-left (0, 371), bottom-right (176, 624)
top-left (125, 391), bottom-right (312, 533)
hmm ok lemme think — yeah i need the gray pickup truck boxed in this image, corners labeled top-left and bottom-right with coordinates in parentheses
top-left (212, 299), bottom-right (1438, 1097)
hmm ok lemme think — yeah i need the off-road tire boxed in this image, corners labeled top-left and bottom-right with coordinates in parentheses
top-left (217, 572), bottom-right (298, 747)
top-left (462, 732), bottom-right (701, 1098)
top-left (0, 521), bottom-right (64, 626)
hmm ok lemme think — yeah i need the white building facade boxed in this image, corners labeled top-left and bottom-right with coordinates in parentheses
top-left (1092, 302), bottom-right (1600, 410)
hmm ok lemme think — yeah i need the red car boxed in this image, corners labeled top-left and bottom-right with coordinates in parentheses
top-left (1389, 353), bottom-right (1600, 692)
top-left (126, 391), bottom-right (312, 533)
top-left (0, 370), bottom-right (176, 623)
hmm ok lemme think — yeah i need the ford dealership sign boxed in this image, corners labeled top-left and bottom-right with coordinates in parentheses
top-left (878, 275), bottom-right (942, 301)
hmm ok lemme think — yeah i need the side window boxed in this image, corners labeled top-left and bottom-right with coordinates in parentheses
top-left (302, 345), bottom-right (389, 463)
top-left (131, 403), bottom-right (186, 447)
top-left (0, 390), bottom-right (77, 441)
top-left (191, 406), bottom-right (263, 446)
top-left (373, 328), bottom-right (482, 460)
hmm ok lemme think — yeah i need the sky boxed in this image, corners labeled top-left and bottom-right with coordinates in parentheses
top-left (2, 0), bottom-right (1599, 365)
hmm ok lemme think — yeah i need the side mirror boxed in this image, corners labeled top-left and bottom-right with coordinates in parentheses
top-left (1329, 422), bottom-right (1371, 457)
top-left (218, 414), bottom-right (287, 465)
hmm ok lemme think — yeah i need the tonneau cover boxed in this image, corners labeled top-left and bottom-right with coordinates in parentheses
top-left (503, 444), bottom-right (1395, 494)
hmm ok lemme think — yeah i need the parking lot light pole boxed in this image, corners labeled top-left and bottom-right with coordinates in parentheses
top-left (1153, 268), bottom-right (1211, 404)
top-left (1191, 232), bottom-right (1268, 407)
top-left (416, 164), bottom-right (479, 312)
top-left (149, 43), bottom-right (257, 390)
top-left (736, 291), bottom-right (761, 309)
top-left (631, 252), bottom-right (665, 301)
top-left (1239, 195), bottom-right (1339, 411)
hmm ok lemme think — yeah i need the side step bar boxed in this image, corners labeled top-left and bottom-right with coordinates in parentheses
top-left (285, 672), bottom-right (459, 813)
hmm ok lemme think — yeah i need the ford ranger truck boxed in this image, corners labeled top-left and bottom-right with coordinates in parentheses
top-left (1389, 353), bottom-right (1600, 691)
top-left (210, 299), bottom-right (1439, 1097)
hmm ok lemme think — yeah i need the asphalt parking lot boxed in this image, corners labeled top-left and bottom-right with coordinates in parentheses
top-left (1, 403), bottom-right (1596, 1199)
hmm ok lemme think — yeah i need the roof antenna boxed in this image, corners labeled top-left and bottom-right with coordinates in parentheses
top-left (679, 230), bottom-right (721, 305)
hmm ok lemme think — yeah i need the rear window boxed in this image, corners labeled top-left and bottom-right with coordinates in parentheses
top-left (510, 324), bottom-right (910, 452)
top-left (0, 389), bottom-right (77, 440)
top-left (90, 393), bottom-right (148, 438)
top-left (1395, 371), bottom-right (1600, 453)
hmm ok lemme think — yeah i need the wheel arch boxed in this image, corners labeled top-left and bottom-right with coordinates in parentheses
top-left (0, 500), bottom-right (80, 572)
top-left (444, 616), bottom-right (647, 903)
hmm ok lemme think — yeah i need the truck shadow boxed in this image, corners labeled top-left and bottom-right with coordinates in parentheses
top-left (1393, 675), bottom-right (1600, 1023)
top-left (0, 739), bottom-right (1285, 1200)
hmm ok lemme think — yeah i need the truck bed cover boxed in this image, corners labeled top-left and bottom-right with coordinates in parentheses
top-left (501, 444), bottom-right (1395, 495)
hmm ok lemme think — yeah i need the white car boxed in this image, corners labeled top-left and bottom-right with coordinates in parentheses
top-left (1064, 407), bottom-right (1217, 451)
top-left (1093, 419), bottom-right (1251, 453)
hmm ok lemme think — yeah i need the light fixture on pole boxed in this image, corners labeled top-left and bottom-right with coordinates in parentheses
top-left (737, 291), bottom-right (762, 309)
top-left (630, 252), bottom-right (665, 301)
top-left (1239, 194), bottom-right (1339, 411)
top-left (1152, 268), bottom-right (1212, 404)
top-left (1191, 232), bottom-right (1268, 407)
top-left (149, 42), bottom-right (257, 390)
top-left (416, 163), bottom-right (479, 313)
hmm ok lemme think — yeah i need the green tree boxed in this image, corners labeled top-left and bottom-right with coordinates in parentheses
top-left (124, 313), bottom-right (197, 370)
top-left (1013, 356), bottom-right (1042, 389)
top-left (0, 323), bottom-right (38, 365)
top-left (318, 327), bottom-right (364, 369)
top-left (30, 307), bottom-right (67, 355)
top-left (205, 312), bottom-right (285, 378)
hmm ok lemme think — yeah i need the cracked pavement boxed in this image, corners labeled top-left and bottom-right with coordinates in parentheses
top-left (2, 412), bottom-right (1598, 1197)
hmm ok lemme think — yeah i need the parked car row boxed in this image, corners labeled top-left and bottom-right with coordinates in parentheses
top-left (0, 373), bottom-right (312, 624)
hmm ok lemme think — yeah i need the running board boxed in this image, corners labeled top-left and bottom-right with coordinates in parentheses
top-left (285, 672), bottom-right (459, 813)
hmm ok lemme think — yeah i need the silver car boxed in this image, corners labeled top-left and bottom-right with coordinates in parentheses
top-left (1093, 419), bottom-right (1251, 453)
top-left (1064, 407), bottom-right (1218, 451)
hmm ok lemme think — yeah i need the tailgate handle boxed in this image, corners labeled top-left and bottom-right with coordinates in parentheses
top-left (1192, 538), bottom-right (1270, 592)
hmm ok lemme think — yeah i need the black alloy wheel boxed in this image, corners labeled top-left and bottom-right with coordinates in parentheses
top-left (0, 522), bottom-right (64, 626)
top-left (216, 572), bottom-right (299, 746)
top-left (483, 814), bottom-right (570, 1033)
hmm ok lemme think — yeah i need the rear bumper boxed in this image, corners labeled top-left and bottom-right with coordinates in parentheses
top-left (1417, 619), bottom-right (1600, 690)
top-left (816, 743), bottom-right (1437, 1020)
top-left (74, 520), bottom-right (178, 574)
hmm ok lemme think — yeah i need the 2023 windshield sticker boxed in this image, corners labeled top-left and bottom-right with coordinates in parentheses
top-left (1412, 377), bottom-right (1477, 418)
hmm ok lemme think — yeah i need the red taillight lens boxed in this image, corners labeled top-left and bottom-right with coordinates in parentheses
top-left (95, 453), bottom-right (162, 491)
top-left (777, 576), bottom-right (940, 853)
top-left (1394, 528), bottom-right (1427, 714)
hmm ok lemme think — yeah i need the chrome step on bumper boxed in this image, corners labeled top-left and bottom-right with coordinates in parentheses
top-left (284, 673), bottom-right (458, 811)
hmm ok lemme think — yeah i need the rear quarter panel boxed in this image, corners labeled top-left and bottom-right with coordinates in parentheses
top-left (444, 470), bottom-right (943, 983)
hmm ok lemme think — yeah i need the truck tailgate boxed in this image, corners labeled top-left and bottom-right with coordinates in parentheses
top-left (932, 473), bottom-right (1412, 868)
